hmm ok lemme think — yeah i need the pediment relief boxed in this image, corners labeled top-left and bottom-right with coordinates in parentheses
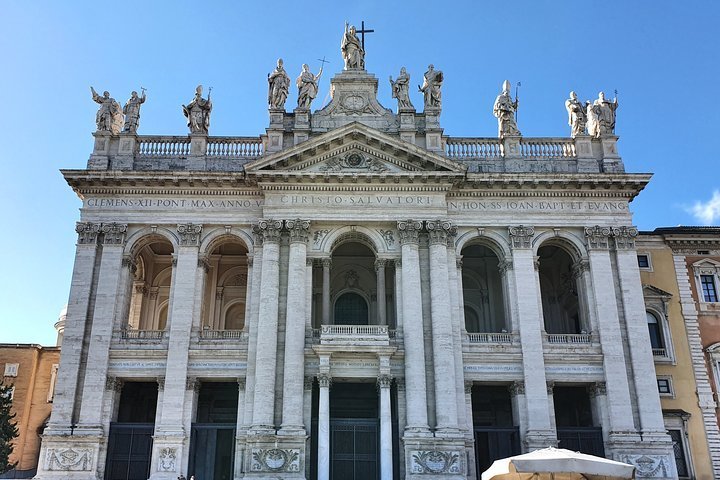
top-left (245, 122), bottom-right (465, 176)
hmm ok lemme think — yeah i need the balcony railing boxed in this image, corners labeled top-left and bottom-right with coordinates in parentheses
top-left (652, 348), bottom-right (668, 358)
top-left (120, 329), bottom-right (165, 340)
top-left (445, 137), bottom-right (577, 160)
top-left (312, 325), bottom-right (394, 345)
top-left (467, 332), bottom-right (515, 344)
top-left (199, 329), bottom-right (248, 340)
top-left (319, 325), bottom-right (389, 335)
top-left (545, 333), bottom-right (593, 344)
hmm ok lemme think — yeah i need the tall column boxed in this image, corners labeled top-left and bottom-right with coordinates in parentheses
top-left (507, 226), bottom-right (555, 449)
top-left (583, 227), bottom-right (638, 441)
top-left (44, 222), bottom-right (101, 435)
top-left (425, 220), bottom-right (459, 433)
top-left (242, 245), bottom-right (263, 430)
top-left (321, 257), bottom-right (331, 324)
top-left (234, 378), bottom-right (246, 480)
top-left (378, 374), bottom-right (393, 480)
top-left (250, 219), bottom-right (283, 432)
top-left (317, 372), bottom-right (331, 480)
top-left (612, 227), bottom-right (667, 435)
top-left (77, 223), bottom-right (128, 430)
top-left (397, 220), bottom-right (430, 434)
top-left (280, 219), bottom-right (311, 434)
top-left (375, 259), bottom-right (387, 326)
top-left (151, 223), bottom-right (204, 480)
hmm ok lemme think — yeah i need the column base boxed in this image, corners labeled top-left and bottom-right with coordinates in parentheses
top-left (403, 426), bottom-right (433, 438)
top-left (606, 433), bottom-right (676, 479)
top-left (403, 437), bottom-right (467, 479)
top-left (34, 434), bottom-right (104, 480)
top-left (148, 433), bottom-right (186, 480)
top-left (242, 434), bottom-right (306, 479)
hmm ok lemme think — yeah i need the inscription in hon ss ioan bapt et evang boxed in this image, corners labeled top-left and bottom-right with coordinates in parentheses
top-left (448, 199), bottom-right (628, 213)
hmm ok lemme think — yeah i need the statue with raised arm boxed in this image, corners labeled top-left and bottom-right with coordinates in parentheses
top-left (341, 22), bottom-right (365, 70)
top-left (565, 91), bottom-right (587, 138)
top-left (594, 91), bottom-right (618, 136)
top-left (296, 64), bottom-right (323, 109)
top-left (389, 67), bottom-right (414, 110)
top-left (122, 89), bottom-right (147, 134)
top-left (493, 80), bottom-right (521, 138)
top-left (182, 85), bottom-right (212, 134)
top-left (90, 87), bottom-right (124, 134)
top-left (418, 64), bottom-right (443, 110)
top-left (268, 58), bottom-right (290, 110)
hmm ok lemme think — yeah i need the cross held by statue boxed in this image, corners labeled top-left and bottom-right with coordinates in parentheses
top-left (357, 21), bottom-right (374, 49)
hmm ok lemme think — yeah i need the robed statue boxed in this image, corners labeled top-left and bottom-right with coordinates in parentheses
top-left (182, 85), bottom-right (212, 134)
top-left (90, 87), bottom-right (124, 134)
top-left (296, 64), bottom-right (323, 109)
top-left (493, 80), bottom-right (521, 138)
top-left (341, 22), bottom-right (365, 70)
top-left (268, 58), bottom-right (291, 110)
top-left (418, 64), bottom-right (443, 110)
top-left (389, 67), bottom-right (414, 110)
top-left (122, 89), bottom-right (147, 134)
top-left (564, 91), bottom-right (587, 138)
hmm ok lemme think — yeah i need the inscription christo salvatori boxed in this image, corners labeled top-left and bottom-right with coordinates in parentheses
top-left (278, 194), bottom-right (433, 206)
top-left (448, 199), bottom-right (628, 212)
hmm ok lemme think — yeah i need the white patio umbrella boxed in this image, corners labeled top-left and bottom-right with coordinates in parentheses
top-left (482, 447), bottom-right (636, 480)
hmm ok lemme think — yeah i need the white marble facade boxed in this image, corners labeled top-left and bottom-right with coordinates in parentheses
top-left (36, 63), bottom-right (677, 480)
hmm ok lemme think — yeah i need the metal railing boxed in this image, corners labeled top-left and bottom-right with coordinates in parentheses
top-left (652, 347), bottom-right (668, 357)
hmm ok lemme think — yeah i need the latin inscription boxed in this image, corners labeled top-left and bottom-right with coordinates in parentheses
top-left (85, 198), bottom-right (263, 209)
top-left (448, 200), bottom-right (628, 212)
top-left (277, 194), bottom-right (433, 206)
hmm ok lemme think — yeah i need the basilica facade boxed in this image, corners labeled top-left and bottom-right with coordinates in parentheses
top-left (36, 31), bottom-right (677, 480)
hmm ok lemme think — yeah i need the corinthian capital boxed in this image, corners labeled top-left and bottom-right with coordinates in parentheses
top-left (508, 225), bottom-right (535, 249)
top-left (177, 223), bottom-right (203, 246)
top-left (75, 222), bottom-right (101, 245)
top-left (584, 225), bottom-right (612, 250)
top-left (397, 220), bottom-right (423, 245)
top-left (612, 226), bottom-right (639, 250)
top-left (101, 222), bottom-right (128, 245)
top-left (285, 219), bottom-right (311, 243)
top-left (425, 220), bottom-right (457, 246)
top-left (252, 219), bottom-right (283, 244)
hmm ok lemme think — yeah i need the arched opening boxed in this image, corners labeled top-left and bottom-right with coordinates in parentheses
top-left (538, 245), bottom-right (582, 334)
top-left (461, 244), bottom-right (507, 333)
top-left (126, 239), bottom-right (174, 331)
top-left (201, 239), bottom-right (249, 332)
top-left (646, 311), bottom-right (664, 350)
top-left (334, 292), bottom-right (369, 325)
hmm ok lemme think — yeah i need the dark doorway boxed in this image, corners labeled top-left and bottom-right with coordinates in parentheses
top-left (330, 382), bottom-right (379, 480)
top-left (188, 382), bottom-right (238, 480)
top-left (554, 386), bottom-right (605, 457)
top-left (472, 385), bottom-right (521, 478)
top-left (334, 293), bottom-right (369, 325)
top-left (105, 382), bottom-right (158, 480)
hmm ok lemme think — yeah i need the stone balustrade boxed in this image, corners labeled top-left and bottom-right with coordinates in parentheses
top-left (545, 333), bottom-right (593, 344)
top-left (119, 329), bottom-right (165, 340)
top-left (138, 136), bottom-right (192, 156)
top-left (198, 329), bottom-right (248, 340)
top-left (466, 332), bottom-right (516, 344)
top-left (312, 325), bottom-right (394, 346)
top-left (446, 137), bottom-right (578, 160)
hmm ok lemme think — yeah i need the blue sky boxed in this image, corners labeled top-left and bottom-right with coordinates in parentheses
top-left (1, 1), bottom-right (718, 344)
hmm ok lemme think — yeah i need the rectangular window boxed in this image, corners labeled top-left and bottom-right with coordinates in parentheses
top-left (3, 363), bottom-right (18, 377)
top-left (637, 254), bottom-right (650, 268)
top-left (657, 378), bottom-right (672, 395)
top-left (668, 429), bottom-right (690, 478)
top-left (701, 275), bottom-right (719, 302)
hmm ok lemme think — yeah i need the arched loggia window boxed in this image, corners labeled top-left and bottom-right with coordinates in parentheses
top-left (334, 292), bottom-right (369, 325)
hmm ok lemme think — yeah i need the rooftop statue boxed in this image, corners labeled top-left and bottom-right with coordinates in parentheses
top-left (341, 22), bottom-right (365, 70)
top-left (182, 85), bottom-right (212, 135)
top-left (418, 64), bottom-right (443, 111)
top-left (268, 58), bottom-right (291, 110)
top-left (296, 64), bottom-right (323, 110)
top-left (389, 67), bottom-right (414, 110)
top-left (586, 92), bottom-right (618, 138)
top-left (565, 91), bottom-right (587, 138)
top-left (90, 87), bottom-right (124, 134)
top-left (122, 88), bottom-right (147, 134)
top-left (493, 80), bottom-right (521, 138)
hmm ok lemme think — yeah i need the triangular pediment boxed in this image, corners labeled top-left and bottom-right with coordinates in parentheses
top-left (245, 122), bottom-right (466, 176)
top-left (642, 284), bottom-right (673, 300)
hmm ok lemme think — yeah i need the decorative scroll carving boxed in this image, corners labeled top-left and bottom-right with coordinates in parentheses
top-left (464, 381), bottom-right (473, 395)
top-left (374, 259), bottom-right (387, 272)
top-left (498, 259), bottom-right (513, 275)
top-left (397, 220), bottom-right (423, 245)
top-left (158, 447), bottom-right (177, 472)
top-left (320, 257), bottom-right (332, 269)
top-left (508, 225), bottom-right (534, 249)
top-left (317, 373), bottom-right (332, 388)
top-left (585, 225), bottom-right (612, 250)
top-left (237, 377), bottom-right (246, 389)
top-left (156, 377), bottom-right (165, 391)
top-left (588, 382), bottom-right (607, 397)
top-left (410, 450), bottom-right (462, 474)
top-left (105, 377), bottom-right (123, 392)
top-left (197, 255), bottom-right (211, 273)
top-left (121, 256), bottom-right (137, 273)
top-left (313, 229), bottom-right (330, 247)
top-left (76, 222), bottom-right (101, 245)
top-left (377, 229), bottom-right (395, 248)
top-left (252, 219), bottom-right (283, 243)
top-left (377, 374), bottom-right (392, 389)
top-left (285, 219), bottom-right (311, 243)
top-left (304, 376), bottom-right (314, 390)
top-left (177, 223), bottom-right (202, 246)
top-left (425, 220), bottom-right (457, 246)
top-left (572, 260), bottom-right (590, 279)
top-left (612, 226), bottom-right (639, 250)
top-left (186, 377), bottom-right (200, 392)
top-left (101, 223), bottom-right (128, 245)
top-left (251, 448), bottom-right (301, 473)
top-left (618, 454), bottom-right (670, 478)
top-left (44, 447), bottom-right (94, 471)
top-left (508, 381), bottom-right (525, 396)
top-left (547, 381), bottom-right (555, 394)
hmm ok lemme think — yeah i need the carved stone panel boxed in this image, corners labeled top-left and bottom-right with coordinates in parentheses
top-left (409, 450), bottom-right (463, 475)
top-left (617, 454), bottom-right (672, 478)
top-left (44, 447), bottom-right (95, 471)
top-left (250, 448), bottom-right (301, 473)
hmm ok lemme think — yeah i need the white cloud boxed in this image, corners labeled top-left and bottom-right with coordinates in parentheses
top-left (689, 190), bottom-right (720, 225)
